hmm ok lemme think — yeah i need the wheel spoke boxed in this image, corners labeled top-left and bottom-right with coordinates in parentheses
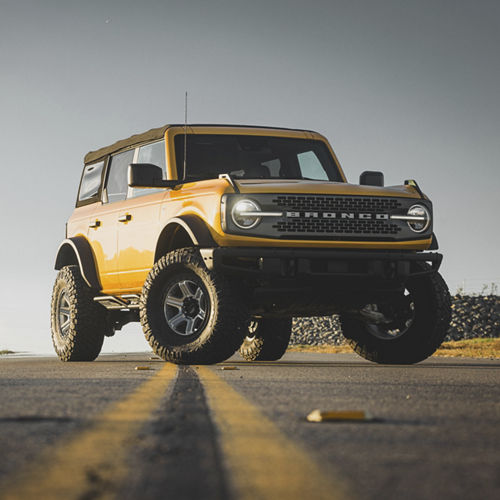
top-left (169, 312), bottom-right (187, 329)
top-left (195, 308), bottom-right (206, 321)
top-left (193, 287), bottom-right (204, 302)
top-left (60, 319), bottom-right (70, 333)
top-left (185, 318), bottom-right (195, 335)
top-left (178, 281), bottom-right (193, 298)
top-left (165, 296), bottom-right (184, 309)
top-left (57, 290), bottom-right (72, 337)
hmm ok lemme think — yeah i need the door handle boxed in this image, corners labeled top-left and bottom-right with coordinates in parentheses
top-left (118, 214), bottom-right (132, 223)
top-left (89, 219), bottom-right (101, 229)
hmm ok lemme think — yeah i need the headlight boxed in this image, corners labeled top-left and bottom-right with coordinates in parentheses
top-left (407, 204), bottom-right (430, 233)
top-left (231, 199), bottom-right (262, 229)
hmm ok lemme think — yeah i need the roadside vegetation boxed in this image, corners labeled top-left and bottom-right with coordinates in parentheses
top-left (0, 350), bottom-right (15, 355)
top-left (434, 338), bottom-right (500, 358)
top-left (289, 338), bottom-right (500, 359)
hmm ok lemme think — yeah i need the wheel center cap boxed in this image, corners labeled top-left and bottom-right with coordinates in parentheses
top-left (182, 298), bottom-right (199, 318)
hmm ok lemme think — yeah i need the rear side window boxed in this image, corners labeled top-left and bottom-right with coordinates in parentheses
top-left (106, 150), bottom-right (135, 203)
top-left (78, 161), bottom-right (104, 203)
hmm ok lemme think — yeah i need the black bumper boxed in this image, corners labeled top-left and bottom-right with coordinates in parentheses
top-left (200, 247), bottom-right (442, 280)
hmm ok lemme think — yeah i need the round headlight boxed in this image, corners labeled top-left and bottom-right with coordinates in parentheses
top-left (231, 199), bottom-right (261, 229)
top-left (407, 204), bottom-right (430, 233)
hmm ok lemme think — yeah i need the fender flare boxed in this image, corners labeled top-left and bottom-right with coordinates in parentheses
top-left (54, 237), bottom-right (101, 290)
top-left (155, 215), bottom-right (218, 261)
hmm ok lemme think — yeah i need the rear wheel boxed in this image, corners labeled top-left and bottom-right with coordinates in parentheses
top-left (239, 318), bottom-right (292, 361)
top-left (340, 270), bottom-right (451, 364)
top-left (50, 265), bottom-right (107, 361)
top-left (140, 248), bottom-right (248, 364)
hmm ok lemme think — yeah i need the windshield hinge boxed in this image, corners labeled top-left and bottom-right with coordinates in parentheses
top-left (219, 173), bottom-right (240, 194)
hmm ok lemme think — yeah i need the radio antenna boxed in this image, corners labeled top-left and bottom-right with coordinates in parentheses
top-left (183, 91), bottom-right (188, 180)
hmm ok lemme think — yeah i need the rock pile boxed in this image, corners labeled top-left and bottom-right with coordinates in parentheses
top-left (290, 295), bottom-right (500, 345)
top-left (447, 295), bottom-right (500, 341)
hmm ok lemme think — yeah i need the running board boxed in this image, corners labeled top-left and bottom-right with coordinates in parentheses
top-left (94, 294), bottom-right (140, 310)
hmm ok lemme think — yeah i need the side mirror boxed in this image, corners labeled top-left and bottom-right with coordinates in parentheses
top-left (360, 171), bottom-right (384, 187)
top-left (128, 164), bottom-right (179, 188)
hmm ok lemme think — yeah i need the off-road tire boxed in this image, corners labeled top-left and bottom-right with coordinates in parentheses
top-left (340, 270), bottom-right (451, 364)
top-left (239, 318), bottom-right (292, 361)
top-left (140, 248), bottom-right (248, 364)
top-left (50, 265), bottom-right (107, 361)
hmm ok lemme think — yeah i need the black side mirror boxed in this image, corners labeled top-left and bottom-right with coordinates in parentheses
top-left (128, 164), bottom-right (179, 188)
top-left (360, 171), bottom-right (384, 187)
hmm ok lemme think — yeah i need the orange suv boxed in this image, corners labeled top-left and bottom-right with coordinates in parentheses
top-left (51, 124), bottom-right (451, 364)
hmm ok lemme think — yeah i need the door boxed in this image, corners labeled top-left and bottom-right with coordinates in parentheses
top-left (117, 140), bottom-right (167, 290)
top-left (87, 149), bottom-right (135, 293)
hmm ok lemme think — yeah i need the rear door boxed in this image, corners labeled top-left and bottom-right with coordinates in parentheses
top-left (87, 149), bottom-right (134, 293)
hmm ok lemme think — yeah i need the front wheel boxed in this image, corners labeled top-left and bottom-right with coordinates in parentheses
top-left (340, 270), bottom-right (451, 364)
top-left (140, 248), bottom-right (248, 364)
top-left (239, 318), bottom-right (292, 361)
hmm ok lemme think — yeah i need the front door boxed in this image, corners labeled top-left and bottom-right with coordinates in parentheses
top-left (117, 140), bottom-right (168, 290)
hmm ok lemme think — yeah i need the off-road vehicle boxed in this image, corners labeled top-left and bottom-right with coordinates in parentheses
top-left (51, 124), bottom-right (451, 364)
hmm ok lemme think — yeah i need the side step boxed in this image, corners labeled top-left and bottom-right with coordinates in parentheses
top-left (94, 294), bottom-right (140, 310)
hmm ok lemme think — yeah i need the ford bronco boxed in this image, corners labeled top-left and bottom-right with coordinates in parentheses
top-left (51, 124), bottom-right (451, 364)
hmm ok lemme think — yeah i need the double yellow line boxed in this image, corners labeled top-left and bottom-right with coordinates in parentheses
top-left (2, 363), bottom-right (177, 500)
top-left (2, 364), bottom-right (350, 500)
top-left (198, 367), bottom-right (349, 500)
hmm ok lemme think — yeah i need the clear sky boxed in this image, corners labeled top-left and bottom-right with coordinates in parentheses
top-left (1, 0), bottom-right (499, 353)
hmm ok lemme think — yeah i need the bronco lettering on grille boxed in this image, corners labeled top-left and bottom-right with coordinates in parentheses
top-left (285, 212), bottom-right (389, 220)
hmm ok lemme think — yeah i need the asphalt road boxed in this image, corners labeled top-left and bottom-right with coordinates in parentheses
top-left (0, 352), bottom-right (498, 500)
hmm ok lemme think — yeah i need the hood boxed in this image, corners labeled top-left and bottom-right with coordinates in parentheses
top-left (234, 179), bottom-right (423, 199)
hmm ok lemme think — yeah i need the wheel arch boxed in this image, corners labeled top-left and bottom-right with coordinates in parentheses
top-left (154, 215), bottom-right (217, 262)
top-left (54, 237), bottom-right (101, 290)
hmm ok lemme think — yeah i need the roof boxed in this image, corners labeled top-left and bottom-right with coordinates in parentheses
top-left (84, 124), bottom-right (316, 165)
top-left (84, 124), bottom-right (171, 165)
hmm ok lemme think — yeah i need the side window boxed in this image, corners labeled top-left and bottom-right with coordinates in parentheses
top-left (78, 161), bottom-right (104, 203)
top-left (106, 150), bottom-right (135, 203)
top-left (128, 140), bottom-right (166, 199)
top-left (297, 151), bottom-right (329, 181)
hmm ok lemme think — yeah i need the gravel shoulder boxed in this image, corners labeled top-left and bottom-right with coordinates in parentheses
top-left (290, 338), bottom-right (500, 359)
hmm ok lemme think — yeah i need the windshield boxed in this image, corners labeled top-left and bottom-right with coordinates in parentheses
top-left (174, 134), bottom-right (343, 182)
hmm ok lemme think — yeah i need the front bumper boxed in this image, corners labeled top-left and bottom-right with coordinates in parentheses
top-left (200, 247), bottom-right (442, 281)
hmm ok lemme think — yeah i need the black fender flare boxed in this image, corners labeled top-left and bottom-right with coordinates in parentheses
top-left (54, 237), bottom-right (101, 290)
top-left (429, 233), bottom-right (439, 250)
top-left (154, 215), bottom-right (218, 261)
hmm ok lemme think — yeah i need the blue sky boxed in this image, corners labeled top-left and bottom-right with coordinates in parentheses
top-left (1, 0), bottom-right (499, 353)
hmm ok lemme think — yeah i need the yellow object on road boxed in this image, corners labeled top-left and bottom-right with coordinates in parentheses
top-left (306, 409), bottom-right (373, 422)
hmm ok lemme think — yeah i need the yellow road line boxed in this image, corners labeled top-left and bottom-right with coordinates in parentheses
top-left (197, 366), bottom-right (352, 500)
top-left (2, 363), bottom-right (177, 500)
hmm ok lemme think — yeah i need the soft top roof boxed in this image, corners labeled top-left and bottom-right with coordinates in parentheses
top-left (84, 124), bottom-right (171, 165)
top-left (84, 124), bottom-right (315, 165)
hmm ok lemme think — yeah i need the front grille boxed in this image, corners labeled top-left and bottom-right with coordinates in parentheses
top-left (273, 218), bottom-right (401, 235)
top-left (272, 195), bottom-right (403, 212)
top-left (270, 194), bottom-right (403, 237)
